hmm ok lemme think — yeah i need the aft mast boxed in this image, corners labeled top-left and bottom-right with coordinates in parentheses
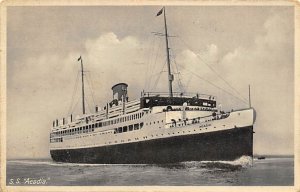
top-left (78, 56), bottom-right (86, 114)
top-left (158, 7), bottom-right (173, 97)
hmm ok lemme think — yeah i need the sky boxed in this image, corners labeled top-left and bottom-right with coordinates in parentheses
top-left (6, 6), bottom-right (294, 159)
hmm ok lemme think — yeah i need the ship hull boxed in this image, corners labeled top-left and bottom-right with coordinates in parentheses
top-left (50, 126), bottom-right (253, 164)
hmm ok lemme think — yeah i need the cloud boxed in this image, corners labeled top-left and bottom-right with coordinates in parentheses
top-left (171, 9), bottom-right (294, 155)
top-left (8, 32), bottom-right (158, 158)
top-left (216, 10), bottom-right (294, 155)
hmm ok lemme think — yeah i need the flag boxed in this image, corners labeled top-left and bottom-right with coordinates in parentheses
top-left (156, 7), bottom-right (164, 16)
top-left (78, 56), bottom-right (82, 61)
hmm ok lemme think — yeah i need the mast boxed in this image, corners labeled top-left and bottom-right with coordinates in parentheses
top-left (78, 56), bottom-right (86, 114)
top-left (163, 7), bottom-right (173, 97)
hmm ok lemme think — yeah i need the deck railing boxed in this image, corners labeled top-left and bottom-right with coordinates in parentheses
top-left (141, 91), bottom-right (216, 100)
top-left (166, 112), bottom-right (230, 128)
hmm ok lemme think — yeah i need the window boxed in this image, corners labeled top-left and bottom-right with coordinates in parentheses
top-left (123, 126), bottom-right (128, 132)
top-left (134, 124), bottom-right (139, 130)
top-left (118, 127), bottom-right (122, 133)
top-left (129, 125), bottom-right (133, 131)
top-left (140, 122), bottom-right (144, 129)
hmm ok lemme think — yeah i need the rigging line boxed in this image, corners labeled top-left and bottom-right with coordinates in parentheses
top-left (186, 69), bottom-right (249, 105)
top-left (148, 36), bottom-right (160, 91)
top-left (170, 51), bottom-right (185, 93)
top-left (152, 71), bottom-right (164, 91)
top-left (150, 38), bottom-right (163, 90)
top-left (148, 71), bottom-right (167, 78)
top-left (86, 95), bottom-right (93, 114)
top-left (86, 73), bottom-right (96, 107)
top-left (148, 34), bottom-right (160, 87)
top-left (144, 34), bottom-right (156, 90)
top-left (195, 53), bottom-right (249, 102)
top-left (87, 73), bottom-right (96, 105)
top-left (178, 36), bottom-right (248, 102)
top-left (87, 71), bottom-right (99, 104)
top-left (185, 73), bottom-right (194, 91)
top-left (152, 60), bottom-right (167, 91)
top-left (70, 95), bottom-right (81, 115)
top-left (67, 71), bottom-right (80, 115)
top-left (146, 36), bottom-right (157, 90)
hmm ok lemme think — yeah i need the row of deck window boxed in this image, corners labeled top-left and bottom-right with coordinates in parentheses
top-left (51, 126), bottom-right (95, 138)
top-left (104, 112), bottom-right (144, 126)
top-left (114, 123), bottom-right (144, 134)
top-left (50, 137), bottom-right (63, 143)
top-left (51, 112), bottom-right (144, 138)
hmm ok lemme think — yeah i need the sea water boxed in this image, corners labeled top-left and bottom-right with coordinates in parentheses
top-left (6, 156), bottom-right (294, 186)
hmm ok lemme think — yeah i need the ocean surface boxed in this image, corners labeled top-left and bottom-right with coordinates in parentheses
top-left (6, 156), bottom-right (293, 186)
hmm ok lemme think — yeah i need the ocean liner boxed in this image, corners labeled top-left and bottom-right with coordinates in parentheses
top-left (50, 7), bottom-right (256, 164)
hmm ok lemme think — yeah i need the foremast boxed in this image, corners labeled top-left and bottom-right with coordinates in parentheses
top-left (78, 56), bottom-right (86, 114)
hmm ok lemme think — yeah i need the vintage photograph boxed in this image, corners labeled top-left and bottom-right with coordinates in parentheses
top-left (1, 1), bottom-right (298, 189)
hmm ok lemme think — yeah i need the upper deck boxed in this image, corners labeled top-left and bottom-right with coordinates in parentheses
top-left (140, 92), bottom-right (217, 109)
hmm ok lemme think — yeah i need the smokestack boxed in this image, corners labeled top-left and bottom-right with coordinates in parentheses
top-left (56, 119), bottom-right (58, 126)
top-left (70, 114), bottom-right (73, 122)
top-left (63, 118), bottom-right (65, 125)
top-left (95, 105), bottom-right (98, 113)
top-left (53, 120), bottom-right (55, 127)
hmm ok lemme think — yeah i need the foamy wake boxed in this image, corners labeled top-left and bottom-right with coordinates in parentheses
top-left (8, 156), bottom-right (253, 168)
top-left (180, 156), bottom-right (253, 170)
top-left (204, 156), bottom-right (253, 167)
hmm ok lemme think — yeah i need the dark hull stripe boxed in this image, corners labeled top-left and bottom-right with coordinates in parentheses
top-left (50, 126), bottom-right (253, 164)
